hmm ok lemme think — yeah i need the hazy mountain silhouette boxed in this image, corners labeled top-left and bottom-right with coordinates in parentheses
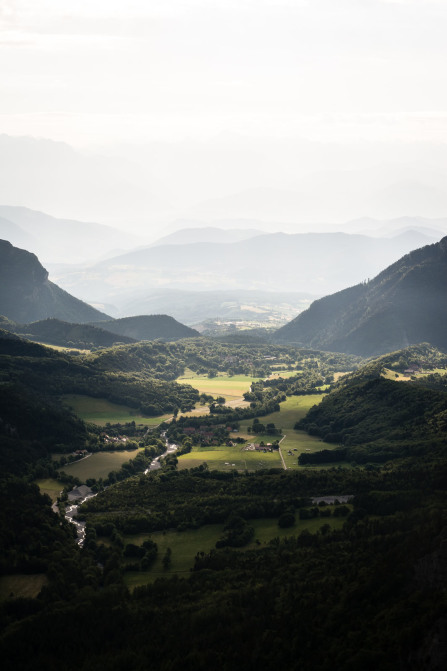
top-left (274, 237), bottom-right (447, 356)
top-left (53, 230), bottom-right (441, 305)
top-left (0, 205), bottom-right (145, 263)
top-left (150, 227), bottom-right (263, 247)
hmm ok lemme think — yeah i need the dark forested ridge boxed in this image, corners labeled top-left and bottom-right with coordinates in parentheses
top-left (275, 235), bottom-right (447, 356)
top-left (5, 317), bottom-right (137, 349)
top-left (89, 314), bottom-right (200, 341)
top-left (0, 239), bottom-right (109, 323)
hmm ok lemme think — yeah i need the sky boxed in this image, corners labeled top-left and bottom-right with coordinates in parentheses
top-left (2, 0), bottom-right (447, 148)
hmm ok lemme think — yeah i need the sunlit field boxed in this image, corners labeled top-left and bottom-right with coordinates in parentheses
top-left (177, 442), bottom-right (282, 471)
top-left (176, 372), bottom-right (259, 402)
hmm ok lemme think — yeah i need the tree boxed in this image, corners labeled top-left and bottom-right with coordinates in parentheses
top-left (162, 547), bottom-right (172, 570)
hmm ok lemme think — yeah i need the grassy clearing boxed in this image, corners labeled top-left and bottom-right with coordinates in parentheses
top-left (62, 394), bottom-right (170, 427)
top-left (37, 342), bottom-right (90, 354)
top-left (267, 370), bottom-right (299, 379)
top-left (0, 574), bottom-right (47, 600)
top-left (381, 368), bottom-right (409, 382)
top-left (123, 515), bottom-right (348, 588)
top-left (60, 450), bottom-right (141, 481)
top-left (333, 371), bottom-right (350, 382)
top-left (35, 478), bottom-right (62, 502)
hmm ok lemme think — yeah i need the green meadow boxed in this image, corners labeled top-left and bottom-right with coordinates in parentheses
top-left (62, 394), bottom-right (170, 427)
top-left (177, 443), bottom-right (282, 471)
top-left (58, 449), bottom-right (141, 481)
top-left (123, 514), bottom-right (349, 587)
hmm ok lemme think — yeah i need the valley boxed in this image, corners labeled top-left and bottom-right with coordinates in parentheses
top-left (1, 231), bottom-right (447, 670)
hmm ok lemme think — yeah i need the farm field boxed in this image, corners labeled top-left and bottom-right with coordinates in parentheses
top-left (177, 442), bottom-right (282, 471)
top-left (178, 394), bottom-right (332, 472)
top-left (35, 478), bottom-right (62, 502)
top-left (237, 394), bottom-right (332, 470)
top-left (176, 372), bottom-right (259, 402)
top-left (123, 514), bottom-right (349, 587)
top-left (62, 394), bottom-right (170, 426)
top-left (0, 574), bottom-right (47, 601)
top-left (58, 449), bottom-right (141, 481)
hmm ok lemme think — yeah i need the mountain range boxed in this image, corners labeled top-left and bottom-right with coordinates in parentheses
top-left (50, 229), bottom-right (441, 309)
top-left (275, 236), bottom-right (447, 356)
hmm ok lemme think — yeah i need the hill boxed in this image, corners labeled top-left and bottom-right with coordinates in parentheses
top-left (296, 344), bottom-right (447, 465)
top-left (89, 315), bottom-right (200, 341)
top-left (12, 318), bottom-right (136, 349)
top-left (275, 236), bottom-right (447, 356)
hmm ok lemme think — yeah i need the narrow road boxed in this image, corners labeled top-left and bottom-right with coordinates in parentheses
top-left (278, 435), bottom-right (287, 470)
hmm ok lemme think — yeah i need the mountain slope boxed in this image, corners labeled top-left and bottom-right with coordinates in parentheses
top-left (274, 236), bottom-right (447, 356)
top-left (0, 240), bottom-right (110, 323)
top-left (89, 315), bottom-right (200, 341)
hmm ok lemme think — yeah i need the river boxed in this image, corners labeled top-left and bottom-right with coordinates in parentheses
top-left (65, 434), bottom-right (177, 546)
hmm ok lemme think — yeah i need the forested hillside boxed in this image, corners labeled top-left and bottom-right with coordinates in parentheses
top-left (7, 317), bottom-right (136, 348)
top-left (89, 314), bottom-right (200, 341)
top-left (275, 236), bottom-right (447, 356)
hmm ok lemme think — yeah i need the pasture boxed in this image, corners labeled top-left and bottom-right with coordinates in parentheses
top-left (123, 514), bottom-right (349, 587)
top-left (237, 394), bottom-right (332, 470)
top-left (59, 449), bottom-right (141, 481)
top-left (62, 394), bottom-right (170, 427)
top-left (178, 394), bottom-right (330, 472)
top-left (177, 442), bottom-right (282, 472)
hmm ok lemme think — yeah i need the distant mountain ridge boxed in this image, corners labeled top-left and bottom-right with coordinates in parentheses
top-left (274, 236), bottom-right (447, 356)
top-left (51, 230), bottom-right (441, 304)
top-left (0, 239), bottom-right (109, 324)
top-left (0, 205), bottom-right (146, 263)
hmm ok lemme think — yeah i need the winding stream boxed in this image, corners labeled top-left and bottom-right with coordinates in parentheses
top-left (65, 434), bottom-right (177, 546)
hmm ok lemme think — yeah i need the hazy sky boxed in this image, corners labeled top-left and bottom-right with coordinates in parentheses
top-left (2, 0), bottom-right (447, 148)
